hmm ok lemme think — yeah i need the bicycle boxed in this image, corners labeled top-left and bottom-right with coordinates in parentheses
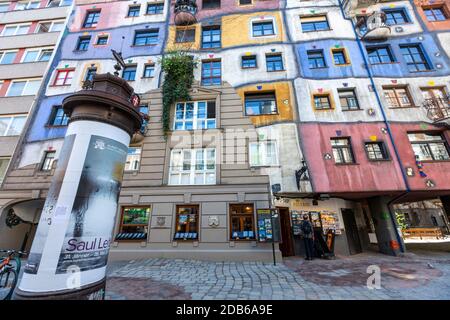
top-left (0, 250), bottom-right (26, 300)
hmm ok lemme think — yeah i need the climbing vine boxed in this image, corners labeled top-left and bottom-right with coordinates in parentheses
top-left (160, 50), bottom-right (197, 137)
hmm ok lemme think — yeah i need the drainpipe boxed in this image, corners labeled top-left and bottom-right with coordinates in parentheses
top-left (337, 1), bottom-right (409, 253)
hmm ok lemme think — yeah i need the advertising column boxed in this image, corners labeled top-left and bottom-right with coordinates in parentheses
top-left (14, 73), bottom-right (142, 299)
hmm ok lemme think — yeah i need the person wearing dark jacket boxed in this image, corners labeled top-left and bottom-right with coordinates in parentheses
top-left (300, 214), bottom-right (314, 260)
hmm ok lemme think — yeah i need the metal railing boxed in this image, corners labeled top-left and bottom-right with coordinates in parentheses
top-left (423, 96), bottom-right (450, 123)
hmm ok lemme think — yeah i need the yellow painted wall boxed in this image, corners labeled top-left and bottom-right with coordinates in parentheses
top-left (236, 81), bottom-right (295, 127)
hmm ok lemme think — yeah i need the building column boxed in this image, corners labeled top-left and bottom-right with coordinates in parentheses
top-left (440, 196), bottom-right (450, 223)
top-left (367, 196), bottom-right (404, 256)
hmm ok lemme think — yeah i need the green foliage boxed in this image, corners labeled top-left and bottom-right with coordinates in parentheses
top-left (395, 212), bottom-right (408, 230)
top-left (160, 51), bottom-right (197, 137)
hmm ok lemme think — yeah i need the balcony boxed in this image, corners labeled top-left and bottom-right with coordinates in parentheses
top-left (423, 97), bottom-right (450, 123)
top-left (174, 0), bottom-right (197, 26)
top-left (355, 11), bottom-right (391, 40)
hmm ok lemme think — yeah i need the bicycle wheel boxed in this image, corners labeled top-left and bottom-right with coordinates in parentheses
top-left (0, 268), bottom-right (17, 300)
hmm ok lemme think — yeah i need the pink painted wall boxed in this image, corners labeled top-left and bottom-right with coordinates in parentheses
top-left (69, 2), bottom-right (128, 32)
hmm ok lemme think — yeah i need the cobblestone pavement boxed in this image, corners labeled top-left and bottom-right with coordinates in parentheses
top-left (105, 250), bottom-right (450, 300)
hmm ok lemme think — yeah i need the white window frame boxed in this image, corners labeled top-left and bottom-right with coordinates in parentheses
top-left (6, 78), bottom-right (42, 96)
top-left (21, 47), bottom-right (54, 63)
top-left (1, 23), bottom-right (31, 36)
top-left (0, 50), bottom-right (18, 64)
top-left (35, 20), bottom-right (65, 33)
top-left (249, 140), bottom-right (278, 167)
top-left (173, 101), bottom-right (216, 131)
top-left (169, 148), bottom-right (216, 185)
top-left (0, 114), bottom-right (27, 136)
top-left (249, 17), bottom-right (277, 39)
top-left (0, 3), bottom-right (10, 13)
top-left (46, 0), bottom-right (72, 7)
top-left (0, 157), bottom-right (11, 184)
top-left (15, 0), bottom-right (40, 10)
top-left (125, 147), bottom-right (141, 172)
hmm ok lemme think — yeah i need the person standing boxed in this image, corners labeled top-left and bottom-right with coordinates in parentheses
top-left (300, 214), bottom-right (314, 260)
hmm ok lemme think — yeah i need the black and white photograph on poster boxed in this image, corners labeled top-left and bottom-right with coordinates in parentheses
top-left (24, 135), bottom-right (76, 275)
top-left (56, 135), bottom-right (128, 274)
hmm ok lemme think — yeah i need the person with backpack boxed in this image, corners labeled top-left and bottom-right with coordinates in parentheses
top-left (300, 214), bottom-right (314, 260)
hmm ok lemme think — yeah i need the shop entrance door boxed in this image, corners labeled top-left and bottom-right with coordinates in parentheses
top-left (277, 207), bottom-right (295, 257)
top-left (341, 209), bottom-right (362, 255)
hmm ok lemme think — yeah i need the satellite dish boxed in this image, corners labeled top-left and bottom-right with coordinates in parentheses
top-left (111, 49), bottom-right (126, 68)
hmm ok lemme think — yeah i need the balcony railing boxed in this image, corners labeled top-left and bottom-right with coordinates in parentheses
top-left (423, 97), bottom-right (450, 123)
top-left (355, 11), bottom-right (391, 40)
top-left (174, 0), bottom-right (197, 26)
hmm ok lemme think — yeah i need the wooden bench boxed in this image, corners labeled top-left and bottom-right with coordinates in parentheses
top-left (402, 228), bottom-right (444, 240)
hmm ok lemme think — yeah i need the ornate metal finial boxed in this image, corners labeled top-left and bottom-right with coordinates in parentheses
top-left (111, 49), bottom-right (126, 76)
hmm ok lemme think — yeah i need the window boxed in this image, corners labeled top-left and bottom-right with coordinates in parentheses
top-left (365, 142), bottom-right (389, 160)
top-left (266, 54), bottom-right (284, 71)
top-left (252, 21), bottom-right (274, 37)
top-left (0, 115), bottom-right (27, 136)
top-left (313, 94), bottom-right (332, 110)
top-left (201, 60), bottom-right (221, 86)
top-left (408, 133), bottom-right (450, 161)
top-left (174, 205), bottom-right (199, 240)
top-left (76, 36), bottom-right (91, 51)
top-left (338, 89), bottom-right (360, 110)
top-left (383, 9), bottom-right (410, 25)
top-left (202, 0), bottom-right (220, 9)
top-left (367, 46), bottom-right (395, 64)
top-left (307, 50), bottom-right (326, 69)
top-left (84, 67), bottom-right (97, 81)
top-left (300, 15), bottom-right (330, 32)
top-left (423, 6), bottom-right (447, 22)
top-left (47, 0), bottom-right (72, 7)
top-left (48, 105), bottom-right (69, 126)
top-left (1, 24), bottom-right (30, 36)
top-left (15, 1), bottom-right (40, 10)
top-left (127, 5), bottom-right (140, 17)
top-left (83, 10), bottom-right (101, 28)
top-left (175, 28), bottom-right (195, 43)
top-left (36, 21), bottom-right (64, 33)
top-left (0, 158), bottom-right (10, 184)
top-left (400, 44), bottom-right (431, 72)
top-left (96, 35), bottom-right (108, 45)
top-left (242, 55), bottom-right (257, 69)
top-left (6, 79), bottom-right (41, 96)
top-left (122, 65), bottom-right (136, 81)
top-left (40, 150), bottom-right (56, 171)
top-left (134, 29), bottom-right (159, 46)
top-left (331, 138), bottom-right (355, 164)
top-left (0, 3), bottom-right (9, 12)
top-left (245, 92), bottom-right (277, 115)
top-left (169, 149), bottom-right (216, 185)
top-left (125, 147), bottom-right (141, 171)
top-left (249, 141), bottom-right (278, 167)
top-left (139, 104), bottom-right (149, 115)
top-left (201, 26), bottom-right (221, 49)
top-left (0, 51), bottom-right (17, 64)
top-left (230, 204), bottom-right (255, 240)
top-left (239, 0), bottom-right (252, 5)
top-left (146, 3), bottom-right (164, 14)
top-left (174, 101), bottom-right (216, 130)
top-left (53, 69), bottom-right (74, 86)
top-left (143, 64), bottom-right (155, 78)
top-left (38, 49), bottom-right (53, 62)
top-left (383, 86), bottom-right (414, 108)
top-left (116, 207), bottom-right (150, 241)
top-left (332, 49), bottom-right (348, 65)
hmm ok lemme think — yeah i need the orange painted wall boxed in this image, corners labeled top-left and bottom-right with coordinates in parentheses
top-left (414, 0), bottom-right (450, 31)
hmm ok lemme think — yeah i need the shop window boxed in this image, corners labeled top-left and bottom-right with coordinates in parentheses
top-left (127, 5), bottom-right (140, 17)
top-left (169, 149), bottom-right (216, 185)
top-left (96, 35), bottom-right (108, 45)
top-left (249, 141), bottom-right (278, 167)
top-left (0, 51), bottom-right (17, 64)
top-left (265, 53), bottom-right (284, 72)
top-left (175, 28), bottom-right (195, 43)
top-left (400, 44), bottom-right (431, 72)
top-left (300, 15), bottom-right (330, 32)
top-left (48, 105), bottom-right (69, 126)
top-left (40, 150), bottom-right (56, 171)
top-left (241, 55), bottom-right (257, 69)
top-left (53, 68), bottom-right (75, 86)
top-left (174, 205), bottom-right (199, 240)
top-left (408, 132), bottom-right (450, 161)
top-left (146, 3), bottom-right (164, 14)
top-left (244, 92), bottom-right (277, 115)
top-left (338, 89), bottom-right (360, 110)
top-left (115, 207), bottom-right (150, 241)
top-left (230, 204), bottom-right (255, 240)
top-left (423, 6), bottom-right (448, 21)
top-left (125, 147), bottom-right (141, 171)
top-left (313, 94), bottom-right (332, 110)
top-left (366, 45), bottom-right (395, 64)
top-left (365, 142), bottom-right (389, 161)
top-left (83, 10), bottom-right (101, 28)
top-left (0, 158), bottom-right (10, 184)
top-left (201, 26), bottom-right (221, 49)
top-left (143, 64), bottom-right (155, 78)
top-left (84, 67), bottom-right (97, 82)
top-left (174, 101), bottom-right (216, 130)
top-left (382, 8), bottom-right (410, 25)
top-left (252, 21), bottom-right (275, 37)
top-left (122, 65), bottom-right (137, 81)
top-left (202, 0), bottom-right (220, 9)
top-left (0, 115), bottom-right (26, 136)
top-left (332, 48), bottom-right (348, 65)
top-left (382, 85), bottom-right (414, 108)
top-left (307, 50), bottom-right (326, 69)
top-left (201, 59), bottom-right (221, 86)
top-left (331, 138), bottom-right (355, 164)
top-left (133, 29), bottom-right (159, 46)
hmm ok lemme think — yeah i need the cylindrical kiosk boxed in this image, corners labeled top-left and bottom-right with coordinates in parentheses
top-left (14, 73), bottom-right (143, 300)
